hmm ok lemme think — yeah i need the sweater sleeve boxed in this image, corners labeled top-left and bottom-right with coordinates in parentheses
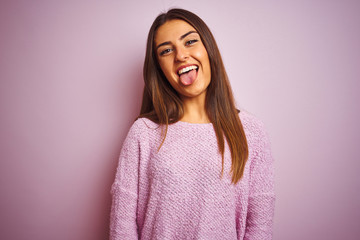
top-left (110, 121), bottom-right (141, 240)
top-left (244, 120), bottom-right (275, 240)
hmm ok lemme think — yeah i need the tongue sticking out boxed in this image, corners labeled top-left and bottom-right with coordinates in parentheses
top-left (179, 69), bottom-right (197, 86)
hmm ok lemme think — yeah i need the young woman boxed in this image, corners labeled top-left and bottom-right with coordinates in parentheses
top-left (110, 8), bottom-right (275, 240)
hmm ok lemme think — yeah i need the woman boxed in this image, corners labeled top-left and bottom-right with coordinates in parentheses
top-left (110, 8), bottom-right (275, 240)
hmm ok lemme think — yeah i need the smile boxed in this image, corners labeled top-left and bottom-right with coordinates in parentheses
top-left (177, 65), bottom-right (199, 76)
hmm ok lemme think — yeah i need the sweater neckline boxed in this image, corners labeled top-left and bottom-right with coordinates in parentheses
top-left (176, 120), bottom-right (213, 127)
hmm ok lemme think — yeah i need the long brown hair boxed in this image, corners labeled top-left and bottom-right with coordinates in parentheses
top-left (140, 8), bottom-right (248, 184)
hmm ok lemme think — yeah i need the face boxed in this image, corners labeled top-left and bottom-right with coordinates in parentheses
top-left (154, 19), bottom-right (211, 100)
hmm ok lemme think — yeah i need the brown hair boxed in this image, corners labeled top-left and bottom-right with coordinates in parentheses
top-left (139, 8), bottom-right (248, 184)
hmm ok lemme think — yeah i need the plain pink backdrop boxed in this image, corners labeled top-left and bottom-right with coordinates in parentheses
top-left (1, 1), bottom-right (359, 239)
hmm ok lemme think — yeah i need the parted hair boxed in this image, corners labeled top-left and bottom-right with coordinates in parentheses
top-left (139, 8), bottom-right (248, 184)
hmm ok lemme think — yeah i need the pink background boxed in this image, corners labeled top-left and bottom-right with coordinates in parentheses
top-left (1, 1), bottom-right (359, 239)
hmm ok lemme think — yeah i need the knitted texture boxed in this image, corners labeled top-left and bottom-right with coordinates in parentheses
top-left (110, 111), bottom-right (275, 240)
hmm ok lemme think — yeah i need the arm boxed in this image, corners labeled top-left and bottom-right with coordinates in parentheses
top-left (110, 123), bottom-right (141, 240)
top-left (244, 121), bottom-right (275, 240)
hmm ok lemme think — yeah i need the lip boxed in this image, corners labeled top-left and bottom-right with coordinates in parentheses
top-left (176, 64), bottom-right (199, 76)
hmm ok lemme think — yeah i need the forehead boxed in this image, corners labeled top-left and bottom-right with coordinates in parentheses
top-left (155, 19), bottom-right (196, 44)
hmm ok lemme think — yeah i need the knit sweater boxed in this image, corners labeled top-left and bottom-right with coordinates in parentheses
top-left (110, 111), bottom-right (275, 240)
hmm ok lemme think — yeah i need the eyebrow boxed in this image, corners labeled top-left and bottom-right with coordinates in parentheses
top-left (156, 31), bottom-right (198, 50)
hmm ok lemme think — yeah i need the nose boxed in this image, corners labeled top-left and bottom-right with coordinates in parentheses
top-left (175, 47), bottom-right (188, 62)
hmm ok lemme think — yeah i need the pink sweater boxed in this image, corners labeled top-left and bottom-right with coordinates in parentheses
top-left (110, 111), bottom-right (275, 239)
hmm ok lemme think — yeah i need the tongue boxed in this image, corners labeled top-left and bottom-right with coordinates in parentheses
top-left (179, 69), bottom-right (197, 85)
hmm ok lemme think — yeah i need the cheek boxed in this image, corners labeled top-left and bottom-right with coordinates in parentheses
top-left (198, 51), bottom-right (211, 78)
top-left (194, 47), bottom-right (210, 69)
top-left (193, 47), bottom-right (208, 60)
top-left (158, 60), bottom-right (173, 79)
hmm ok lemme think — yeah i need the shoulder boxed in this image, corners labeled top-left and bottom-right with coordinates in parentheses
top-left (129, 117), bottom-right (159, 133)
top-left (239, 110), bottom-right (266, 134)
top-left (239, 112), bottom-right (274, 176)
top-left (238, 110), bottom-right (270, 149)
top-left (124, 117), bottom-right (161, 144)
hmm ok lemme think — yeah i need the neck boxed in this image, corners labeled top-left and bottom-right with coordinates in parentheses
top-left (180, 94), bottom-right (209, 123)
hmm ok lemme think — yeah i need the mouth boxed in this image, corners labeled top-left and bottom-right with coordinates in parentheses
top-left (176, 64), bottom-right (199, 86)
top-left (177, 64), bottom-right (199, 76)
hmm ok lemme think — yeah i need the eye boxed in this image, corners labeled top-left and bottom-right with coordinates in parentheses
top-left (185, 39), bottom-right (198, 46)
top-left (159, 48), bottom-right (172, 56)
